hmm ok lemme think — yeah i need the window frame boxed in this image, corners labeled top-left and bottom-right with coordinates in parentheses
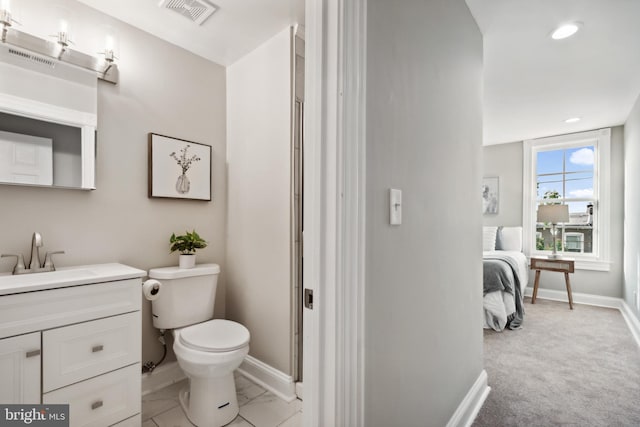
top-left (523, 128), bottom-right (611, 271)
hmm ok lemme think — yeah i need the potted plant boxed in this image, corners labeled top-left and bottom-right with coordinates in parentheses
top-left (170, 230), bottom-right (208, 269)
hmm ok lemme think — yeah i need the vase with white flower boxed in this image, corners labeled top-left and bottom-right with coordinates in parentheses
top-left (170, 145), bottom-right (201, 195)
top-left (170, 230), bottom-right (208, 269)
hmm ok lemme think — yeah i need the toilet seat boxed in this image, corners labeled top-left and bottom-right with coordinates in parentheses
top-left (179, 319), bottom-right (250, 353)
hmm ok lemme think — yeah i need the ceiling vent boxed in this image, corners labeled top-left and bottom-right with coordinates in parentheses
top-left (158, 0), bottom-right (219, 26)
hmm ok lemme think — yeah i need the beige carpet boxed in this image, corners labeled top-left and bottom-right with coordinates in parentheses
top-left (473, 297), bottom-right (640, 427)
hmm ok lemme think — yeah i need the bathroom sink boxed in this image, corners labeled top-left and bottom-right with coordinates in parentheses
top-left (0, 268), bottom-right (94, 284)
top-left (0, 269), bottom-right (96, 292)
top-left (0, 263), bottom-right (145, 296)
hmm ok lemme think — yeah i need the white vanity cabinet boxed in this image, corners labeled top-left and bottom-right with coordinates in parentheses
top-left (0, 264), bottom-right (145, 427)
top-left (0, 332), bottom-right (41, 404)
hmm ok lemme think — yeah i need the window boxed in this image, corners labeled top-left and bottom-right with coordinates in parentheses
top-left (523, 129), bottom-right (611, 271)
top-left (564, 232), bottom-right (584, 253)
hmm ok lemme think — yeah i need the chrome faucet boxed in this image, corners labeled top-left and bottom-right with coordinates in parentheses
top-left (29, 232), bottom-right (43, 270)
top-left (1, 232), bottom-right (64, 275)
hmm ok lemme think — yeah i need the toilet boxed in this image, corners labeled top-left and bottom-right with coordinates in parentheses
top-left (147, 264), bottom-right (249, 427)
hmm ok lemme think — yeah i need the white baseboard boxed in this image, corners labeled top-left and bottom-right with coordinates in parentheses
top-left (237, 356), bottom-right (296, 403)
top-left (446, 370), bottom-right (490, 427)
top-left (620, 300), bottom-right (640, 348)
top-left (295, 382), bottom-right (304, 400)
top-left (524, 287), bottom-right (623, 309)
top-left (141, 361), bottom-right (186, 396)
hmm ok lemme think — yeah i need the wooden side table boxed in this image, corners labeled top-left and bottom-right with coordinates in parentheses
top-left (530, 257), bottom-right (575, 309)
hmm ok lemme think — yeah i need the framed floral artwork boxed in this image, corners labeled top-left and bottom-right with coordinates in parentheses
top-left (482, 176), bottom-right (499, 215)
top-left (148, 133), bottom-right (212, 201)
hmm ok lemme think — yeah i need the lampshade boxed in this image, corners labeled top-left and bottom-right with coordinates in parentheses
top-left (537, 204), bottom-right (569, 223)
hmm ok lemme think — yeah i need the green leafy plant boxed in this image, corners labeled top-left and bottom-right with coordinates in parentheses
top-left (170, 230), bottom-right (207, 255)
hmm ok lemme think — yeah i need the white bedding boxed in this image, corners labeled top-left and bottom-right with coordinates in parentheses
top-left (482, 250), bottom-right (528, 330)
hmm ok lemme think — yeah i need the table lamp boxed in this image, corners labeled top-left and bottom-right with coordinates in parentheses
top-left (537, 204), bottom-right (569, 258)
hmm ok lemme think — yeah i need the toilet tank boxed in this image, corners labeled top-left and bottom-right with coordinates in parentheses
top-left (148, 264), bottom-right (220, 329)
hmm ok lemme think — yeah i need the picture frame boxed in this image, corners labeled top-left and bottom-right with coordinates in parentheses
top-left (482, 176), bottom-right (499, 215)
top-left (148, 133), bottom-right (212, 201)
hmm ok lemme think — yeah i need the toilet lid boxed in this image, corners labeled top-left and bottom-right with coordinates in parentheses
top-left (179, 320), bottom-right (250, 352)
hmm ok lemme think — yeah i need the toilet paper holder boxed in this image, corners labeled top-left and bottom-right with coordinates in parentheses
top-left (142, 279), bottom-right (162, 301)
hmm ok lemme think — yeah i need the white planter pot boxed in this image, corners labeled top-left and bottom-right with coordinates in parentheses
top-left (179, 254), bottom-right (196, 269)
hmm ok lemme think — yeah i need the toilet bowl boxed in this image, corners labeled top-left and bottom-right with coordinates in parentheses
top-left (173, 320), bottom-right (250, 426)
top-left (145, 264), bottom-right (250, 427)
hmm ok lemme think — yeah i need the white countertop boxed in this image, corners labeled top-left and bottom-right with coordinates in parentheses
top-left (0, 263), bottom-right (146, 296)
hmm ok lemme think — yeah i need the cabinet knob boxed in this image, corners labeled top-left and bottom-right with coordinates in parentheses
top-left (92, 345), bottom-right (104, 353)
top-left (25, 349), bottom-right (41, 358)
top-left (91, 400), bottom-right (103, 410)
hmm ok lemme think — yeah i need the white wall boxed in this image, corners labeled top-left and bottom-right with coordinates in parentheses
top-left (365, 1), bottom-right (484, 426)
top-left (0, 0), bottom-right (227, 365)
top-left (483, 142), bottom-right (523, 227)
top-left (624, 94), bottom-right (640, 319)
top-left (226, 28), bottom-right (293, 375)
top-left (482, 127), bottom-right (625, 298)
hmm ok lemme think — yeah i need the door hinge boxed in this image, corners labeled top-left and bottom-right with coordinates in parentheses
top-left (304, 288), bottom-right (314, 310)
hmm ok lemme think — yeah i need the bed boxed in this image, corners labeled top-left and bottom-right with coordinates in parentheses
top-left (483, 226), bottom-right (528, 331)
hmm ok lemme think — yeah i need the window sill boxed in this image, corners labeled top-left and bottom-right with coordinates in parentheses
top-left (527, 254), bottom-right (610, 272)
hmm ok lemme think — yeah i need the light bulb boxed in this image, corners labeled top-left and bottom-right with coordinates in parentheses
top-left (551, 23), bottom-right (580, 40)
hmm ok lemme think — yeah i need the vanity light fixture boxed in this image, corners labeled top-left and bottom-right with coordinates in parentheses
top-left (551, 23), bottom-right (580, 40)
top-left (0, 3), bottom-right (119, 84)
top-left (0, 0), bottom-right (17, 43)
top-left (100, 31), bottom-right (119, 77)
top-left (564, 117), bottom-right (581, 124)
top-left (51, 17), bottom-right (73, 59)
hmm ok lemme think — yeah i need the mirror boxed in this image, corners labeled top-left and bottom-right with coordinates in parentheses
top-left (0, 44), bottom-right (97, 190)
top-left (0, 111), bottom-right (95, 190)
top-left (0, 112), bottom-right (91, 188)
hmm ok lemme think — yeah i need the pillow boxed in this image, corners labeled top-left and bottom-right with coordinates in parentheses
top-left (496, 226), bottom-right (523, 252)
top-left (483, 226), bottom-right (498, 251)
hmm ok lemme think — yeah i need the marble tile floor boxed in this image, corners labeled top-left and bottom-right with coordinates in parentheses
top-left (142, 374), bottom-right (302, 427)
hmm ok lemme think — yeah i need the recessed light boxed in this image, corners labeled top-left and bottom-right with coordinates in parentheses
top-left (565, 117), bottom-right (581, 124)
top-left (551, 23), bottom-right (580, 40)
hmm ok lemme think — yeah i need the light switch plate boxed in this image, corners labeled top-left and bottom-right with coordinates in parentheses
top-left (390, 188), bottom-right (402, 225)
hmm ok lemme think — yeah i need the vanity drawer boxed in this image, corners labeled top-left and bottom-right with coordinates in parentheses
top-left (0, 279), bottom-right (141, 339)
top-left (43, 363), bottom-right (141, 427)
top-left (43, 312), bottom-right (141, 392)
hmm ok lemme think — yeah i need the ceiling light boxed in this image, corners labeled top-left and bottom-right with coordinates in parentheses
top-left (552, 23), bottom-right (580, 40)
top-left (565, 117), bottom-right (581, 124)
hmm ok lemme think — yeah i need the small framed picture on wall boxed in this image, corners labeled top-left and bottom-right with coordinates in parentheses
top-left (148, 133), bottom-right (212, 201)
top-left (482, 176), bottom-right (499, 215)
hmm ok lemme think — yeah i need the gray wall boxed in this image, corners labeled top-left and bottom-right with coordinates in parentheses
top-left (365, 1), bottom-right (484, 426)
top-left (0, 0), bottom-right (227, 365)
top-left (482, 127), bottom-right (625, 298)
top-left (483, 142), bottom-right (523, 227)
top-left (624, 94), bottom-right (640, 320)
top-left (225, 28), bottom-right (293, 375)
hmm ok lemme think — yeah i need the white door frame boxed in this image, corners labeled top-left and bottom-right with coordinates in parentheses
top-left (303, 0), bottom-right (367, 426)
